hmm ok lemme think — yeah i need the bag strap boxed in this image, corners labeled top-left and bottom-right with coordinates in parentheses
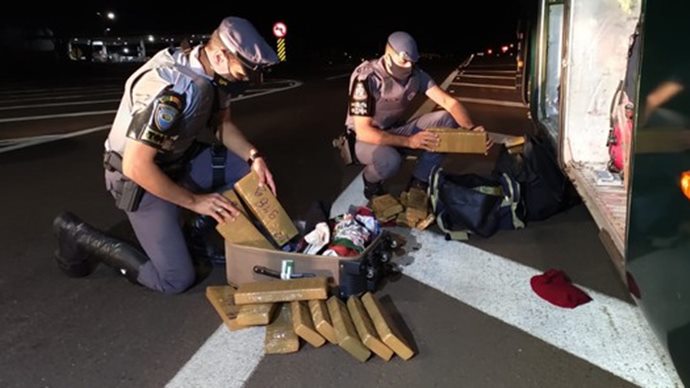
top-left (429, 166), bottom-right (443, 213)
top-left (499, 173), bottom-right (525, 229)
top-left (436, 212), bottom-right (469, 241)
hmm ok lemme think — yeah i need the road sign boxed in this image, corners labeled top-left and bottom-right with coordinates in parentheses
top-left (273, 22), bottom-right (287, 38)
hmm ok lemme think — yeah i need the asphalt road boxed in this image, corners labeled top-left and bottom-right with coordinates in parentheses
top-left (0, 55), bottom-right (679, 387)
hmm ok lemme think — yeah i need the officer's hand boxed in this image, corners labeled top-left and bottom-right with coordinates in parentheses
top-left (471, 125), bottom-right (494, 154)
top-left (251, 157), bottom-right (277, 197)
top-left (192, 192), bottom-right (240, 224)
top-left (408, 131), bottom-right (440, 151)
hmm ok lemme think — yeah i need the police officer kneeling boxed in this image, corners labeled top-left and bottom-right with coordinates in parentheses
top-left (53, 17), bottom-right (279, 294)
top-left (345, 31), bottom-right (491, 199)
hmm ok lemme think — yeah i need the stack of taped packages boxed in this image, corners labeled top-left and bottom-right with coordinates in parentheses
top-left (206, 170), bottom-right (414, 360)
top-left (215, 170), bottom-right (390, 283)
top-left (207, 282), bottom-right (414, 361)
top-left (370, 188), bottom-right (434, 230)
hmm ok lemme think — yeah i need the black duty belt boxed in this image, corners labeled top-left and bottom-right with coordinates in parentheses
top-left (103, 142), bottom-right (214, 179)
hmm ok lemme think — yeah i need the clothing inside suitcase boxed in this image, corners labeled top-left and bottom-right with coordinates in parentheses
top-left (225, 231), bottom-right (396, 298)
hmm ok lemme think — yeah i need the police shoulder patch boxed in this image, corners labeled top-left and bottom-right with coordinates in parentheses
top-left (352, 80), bottom-right (368, 101)
top-left (152, 91), bottom-right (184, 133)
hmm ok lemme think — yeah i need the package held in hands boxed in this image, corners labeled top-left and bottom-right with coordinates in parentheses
top-left (428, 127), bottom-right (487, 154)
top-left (234, 171), bottom-right (299, 246)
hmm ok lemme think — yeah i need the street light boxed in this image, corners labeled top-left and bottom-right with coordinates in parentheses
top-left (96, 11), bottom-right (116, 36)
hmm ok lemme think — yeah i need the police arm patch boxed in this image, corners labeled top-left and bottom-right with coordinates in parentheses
top-left (126, 90), bottom-right (184, 151)
top-left (152, 92), bottom-right (184, 133)
top-left (349, 79), bottom-right (373, 116)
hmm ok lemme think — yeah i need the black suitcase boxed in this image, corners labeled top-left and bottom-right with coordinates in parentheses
top-left (225, 231), bottom-right (397, 298)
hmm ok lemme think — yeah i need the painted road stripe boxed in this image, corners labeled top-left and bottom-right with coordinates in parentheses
top-left (0, 91), bottom-right (122, 105)
top-left (0, 85), bottom-right (121, 96)
top-left (0, 110), bottom-right (118, 123)
top-left (462, 70), bottom-right (516, 74)
top-left (230, 80), bottom-right (302, 102)
top-left (451, 82), bottom-right (516, 90)
top-left (0, 81), bottom-right (303, 125)
top-left (459, 74), bottom-right (515, 80)
top-left (0, 125), bottom-right (111, 154)
top-left (0, 80), bottom-right (303, 153)
top-left (166, 327), bottom-right (264, 388)
top-left (452, 96), bottom-right (527, 108)
top-left (325, 73), bottom-right (351, 81)
top-left (400, 228), bottom-right (682, 388)
top-left (408, 67), bottom-right (460, 121)
top-left (0, 99), bottom-right (120, 111)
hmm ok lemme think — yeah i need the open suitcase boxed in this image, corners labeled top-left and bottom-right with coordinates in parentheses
top-left (225, 231), bottom-right (397, 298)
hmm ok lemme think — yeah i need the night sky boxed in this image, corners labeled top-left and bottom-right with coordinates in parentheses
top-left (2, 1), bottom-right (534, 61)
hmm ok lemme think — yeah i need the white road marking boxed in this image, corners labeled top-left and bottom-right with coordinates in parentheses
top-left (400, 228), bottom-right (683, 388)
top-left (452, 96), bottom-right (527, 108)
top-left (0, 110), bottom-right (118, 123)
top-left (0, 125), bottom-right (111, 154)
top-left (462, 70), bottom-right (516, 74)
top-left (0, 91), bottom-right (122, 105)
top-left (0, 99), bottom-right (120, 111)
top-left (408, 68), bottom-right (461, 121)
top-left (459, 74), bottom-right (515, 80)
top-left (325, 73), bottom-right (351, 81)
top-left (166, 326), bottom-right (264, 388)
top-left (0, 81), bottom-right (302, 124)
top-left (0, 85), bottom-right (121, 96)
top-left (229, 80), bottom-right (302, 102)
top-left (451, 82), bottom-right (516, 90)
top-left (0, 80), bottom-right (303, 153)
top-left (330, 170), bottom-right (368, 218)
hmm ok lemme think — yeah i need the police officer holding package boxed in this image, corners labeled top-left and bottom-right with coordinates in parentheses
top-left (346, 31), bottom-right (490, 198)
top-left (52, 17), bottom-right (278, 294)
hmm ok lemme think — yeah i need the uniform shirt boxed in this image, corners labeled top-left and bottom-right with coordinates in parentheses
top-left (345, 57), bottom-right (436, 130)
top-left (105, 46), bottom-right (229, 169)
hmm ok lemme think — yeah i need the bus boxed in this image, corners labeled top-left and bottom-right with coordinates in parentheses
top-left (525, 0), bottom-right (690, 382)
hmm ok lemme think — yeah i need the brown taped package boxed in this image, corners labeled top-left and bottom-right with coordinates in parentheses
top-left (347, 296), bottom-right (394, 361)
top-left (265, 303), bottom-right (299, 354)
top-left (327, 296), bottom-right (371, 362)
top-left (291, 301), bottom-right (326, 348)
top-left (428, 127), bottom-right (487, 154)
top-left (371, 194), bottom-right (404, 221)
top-left (234, 171), bottom-right (299, 246)
top-left (308, 299), bottom-right (338, 345)
top-left (205, 286), bottom-right (247, 331)
top-left (405, 188), bottom-right (429, 224)
top-left (234, 277), bottom-right (328, 305)
top-left (215, 190), bottom-right (274, 250)
top-left (236, 303), bottom-right (277, 326)
top-left (361, 292), bottom-right (415, 360)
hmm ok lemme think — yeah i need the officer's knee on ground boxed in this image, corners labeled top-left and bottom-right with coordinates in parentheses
top-left (159, 271), bottom-right (195, 294)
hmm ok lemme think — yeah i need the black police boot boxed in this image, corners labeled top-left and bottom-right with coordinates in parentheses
top-left (53, 212), bottom-right (148, 284)
top-left (363, 175), bottom-right (385, 200)
top-left (183, 214), bottom-right (226, 266)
